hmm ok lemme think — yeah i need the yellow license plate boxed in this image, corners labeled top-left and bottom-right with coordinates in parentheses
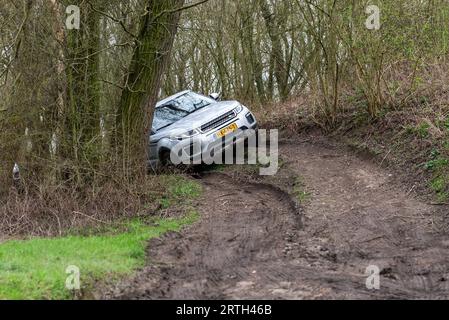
top-left (216, 123), bottom-right (238, 138)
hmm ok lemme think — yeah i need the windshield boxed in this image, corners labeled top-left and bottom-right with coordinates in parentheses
top-left (152, 92), bottom-right (215, 131)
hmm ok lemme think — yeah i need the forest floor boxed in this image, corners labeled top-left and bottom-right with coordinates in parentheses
top-left (100, 133), bottom-right (449, 299)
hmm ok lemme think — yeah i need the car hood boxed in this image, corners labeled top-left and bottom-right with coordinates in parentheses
top-left (151, 100), bottom-right (240, 139)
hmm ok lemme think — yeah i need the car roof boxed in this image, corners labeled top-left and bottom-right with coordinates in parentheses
top-left (156, 90), bottom-right (191, 108)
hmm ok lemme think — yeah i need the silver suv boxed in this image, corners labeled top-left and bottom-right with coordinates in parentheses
top-left (149, 90), bottom-right (258, 168)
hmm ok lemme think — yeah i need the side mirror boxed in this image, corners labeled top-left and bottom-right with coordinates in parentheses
top-left (209, 93), bottom-right (220, 101)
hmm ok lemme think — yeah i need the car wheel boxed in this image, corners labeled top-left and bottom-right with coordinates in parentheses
top-left (160, 149), bottom-right (171, 166)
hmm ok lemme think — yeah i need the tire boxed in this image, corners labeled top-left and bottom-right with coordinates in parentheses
top-left (159, 149), bottom-right (171, 166)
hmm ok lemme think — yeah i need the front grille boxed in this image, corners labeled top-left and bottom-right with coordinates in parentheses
top-left (246, 112), bottom-right (255, 124)
top-left (200, 110), bottom-right (236, 132)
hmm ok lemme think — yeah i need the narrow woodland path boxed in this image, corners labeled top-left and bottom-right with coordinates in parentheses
top-left (102, 138), bottom-right (449, 299)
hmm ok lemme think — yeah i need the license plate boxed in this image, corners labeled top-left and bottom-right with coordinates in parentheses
top-left (216, 123), bottom-right (238, 138)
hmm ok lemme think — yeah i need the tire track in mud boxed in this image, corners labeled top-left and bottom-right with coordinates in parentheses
top-left (279, 139), bottom-right (449, 299)
top-left (103, 172), bottom-right (302, 300)
top-left (102, 138), bottom-right (449, 299)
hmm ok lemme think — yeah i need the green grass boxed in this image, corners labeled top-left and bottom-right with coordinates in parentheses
top-left (422, 149), bottom-right (449, 203)
top-left (424, 158), bottom-right (449, 171)
top-left (430, 176), bottom-right (449, 203)
top-left (0, 174), bottom-right (203, 299)
top-left (0, 213), bottom-right (199, 300)
top-left (293, 177), bottom-right (311, 203)
top-left (157, 175), bottom-right (202, 209)
top-left (405, 122), bottom-right (431, 139)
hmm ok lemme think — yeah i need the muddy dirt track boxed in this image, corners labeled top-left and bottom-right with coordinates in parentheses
top-left (102, 137), bottom-right (449, 299)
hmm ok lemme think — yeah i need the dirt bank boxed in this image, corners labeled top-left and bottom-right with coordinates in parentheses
top-left (102, 137), bottom-right (449, 299)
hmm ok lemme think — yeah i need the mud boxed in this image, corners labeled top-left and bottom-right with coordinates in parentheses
top-left (102, 137), bottom-right (449, 299)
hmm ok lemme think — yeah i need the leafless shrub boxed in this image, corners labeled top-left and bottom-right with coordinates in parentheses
top-left (0, 171), bottom-right (167, 238)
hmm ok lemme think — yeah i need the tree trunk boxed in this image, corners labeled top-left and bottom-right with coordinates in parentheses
top-left (116, 0), bottom-right (185, 175)
top-left (258, 0), bottom-right (289, 101)
top-left (65, 1), bottom-right (104, 165)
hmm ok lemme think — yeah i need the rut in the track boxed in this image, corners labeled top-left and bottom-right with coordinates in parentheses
top-left (102, 139), bottom-right (449, 299)
top-left (103, 172), bottom-right (301, 299)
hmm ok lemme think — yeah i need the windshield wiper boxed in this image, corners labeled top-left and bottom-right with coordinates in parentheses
top-left (160, 104), bottom-right (189, 114)
top-left (194, 102), bottom-right (210, 110)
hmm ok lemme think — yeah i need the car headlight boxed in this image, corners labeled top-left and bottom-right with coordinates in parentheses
top-left (171, 128), bottom-right (200, 141)
top-left (233, 104), bottom-right (243, 114)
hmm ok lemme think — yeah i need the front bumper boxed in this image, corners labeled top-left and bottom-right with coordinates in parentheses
top-left (150, 109), bottom-right (258, 167)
